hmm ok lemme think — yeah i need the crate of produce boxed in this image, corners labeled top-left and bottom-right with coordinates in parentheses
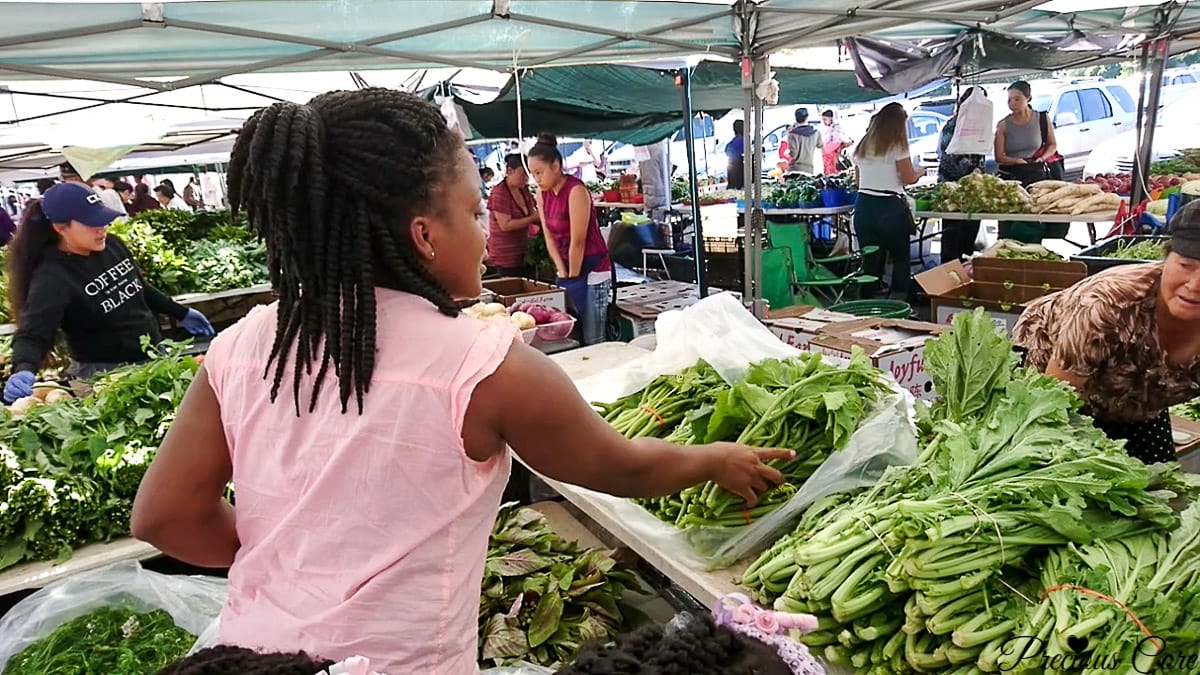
top-left (1071, 235), bottom-right (1169, 275)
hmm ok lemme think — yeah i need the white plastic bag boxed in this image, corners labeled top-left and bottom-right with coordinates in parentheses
top-left (480, 664), bottom-right (555, 675)
top-left (569, 294), bottom-right (919, 571)
top-left (945, 88), bottom-right (993, 156)
top-left (0, 560), bottom-right (227, 669)
top-left (576, 293), bottom-right (796, 404)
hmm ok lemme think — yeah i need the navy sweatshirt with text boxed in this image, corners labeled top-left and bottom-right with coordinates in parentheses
top-left (10, 235), bottom-right (189, 374)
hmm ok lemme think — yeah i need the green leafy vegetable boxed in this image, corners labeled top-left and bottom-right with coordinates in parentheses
top-left (3, 605), bottom-right (195, 674)
top-left (0, 339), bottom-right (199, 571)
top-left (479, 504), bottom-right (647, 668)
top-left (1172, 397), bottom-right (1200, 422)
top-left (1102, 239), bottom-right (1167, 261)
top-left (742, 309), bottom-right (1196, 675)
top-left (603, 353), bottom-right (891, 537)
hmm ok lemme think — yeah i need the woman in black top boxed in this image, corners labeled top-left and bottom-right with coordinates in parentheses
top-left (2, 182), bottom-right (215, 403)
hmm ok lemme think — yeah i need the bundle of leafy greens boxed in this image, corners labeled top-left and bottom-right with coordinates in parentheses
top-left (0, 339), bottom-right (198, 570)
top-left (105, 211), bottom-right (267, 296)
top-left (1172, 397), bottom-right (1200, 422)
top-left (603, 352), bottom-right (891, 533)
top-left (742, 309), bottom-right (1194, 674)
top-left (3, 605), bottom-right (195, 674)
top-left (479, 504), bottom-right (647, 668)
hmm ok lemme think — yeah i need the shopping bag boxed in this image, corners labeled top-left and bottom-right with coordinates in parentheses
top-left (945, 88), bottom-right (993, 156)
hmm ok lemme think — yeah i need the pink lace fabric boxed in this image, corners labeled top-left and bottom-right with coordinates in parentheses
top-left (710, 594), bottom-right (825, 675)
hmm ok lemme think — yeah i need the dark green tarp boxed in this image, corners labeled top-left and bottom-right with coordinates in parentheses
top-left (448, 61), bottom-right (892, 144)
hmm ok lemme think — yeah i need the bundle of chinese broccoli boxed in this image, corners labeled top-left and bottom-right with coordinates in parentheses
top-left (742, 309), bottom-right (1195, 674)
top-left (599, 352), bottom-right (892, 531)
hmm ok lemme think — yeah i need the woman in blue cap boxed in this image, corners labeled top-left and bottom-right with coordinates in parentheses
top-left (2, 182), bottom-right (216, 403)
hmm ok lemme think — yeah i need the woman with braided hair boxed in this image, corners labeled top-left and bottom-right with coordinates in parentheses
top-left (131, 89), bottom-right (792, 673)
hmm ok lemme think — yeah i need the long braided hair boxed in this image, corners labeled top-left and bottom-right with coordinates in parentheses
top-left (556, 612), bottom-right (790, 675)
top-left (158, 646), bottom-right (335, 675)
top-left (227, 88), bottom-right (464, 415)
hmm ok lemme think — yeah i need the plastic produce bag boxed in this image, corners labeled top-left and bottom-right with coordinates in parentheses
top-left (576, 293), bottom-right (796, 404)
top-left (945, 87), bottom-right (993, 156)
top-left (0, 560), bottom-right (227, 670)
top-left (480, 664), bottom-right (555, 675)
top-left (567, 294), bottom-right (919, 571)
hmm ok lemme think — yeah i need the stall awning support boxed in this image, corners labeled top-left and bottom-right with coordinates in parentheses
top-left (679, 67), bottom-right (707, 296)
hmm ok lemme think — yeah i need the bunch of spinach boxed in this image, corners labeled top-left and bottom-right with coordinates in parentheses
top-left (3, 605), bottom-right (195, 674)
top-left (479, 504), bottom-right (647, 669)
top-left (742, 309), bottom-right (1195, 674)
top-left (0, 339), bottom-right (198, 571)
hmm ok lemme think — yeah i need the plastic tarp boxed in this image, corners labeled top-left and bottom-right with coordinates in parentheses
top-left (848, 29), bottom-right (1135, 95)
top-left (445, 62), bottom-right (897, 145)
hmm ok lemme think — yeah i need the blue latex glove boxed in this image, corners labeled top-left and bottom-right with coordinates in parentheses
top-left (3, 371), bottom-right (35, 404)
top-left (182, 309), bottom-right (216, 337)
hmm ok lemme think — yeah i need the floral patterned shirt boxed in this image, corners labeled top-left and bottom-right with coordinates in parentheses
top-left (1012, 262), bottom-right (1200, 422)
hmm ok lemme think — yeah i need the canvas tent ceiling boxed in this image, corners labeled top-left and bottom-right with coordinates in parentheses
top-left (0, 0), bottom-right (1194, 90)
top-left (446, 61), bottom-right (929, 144)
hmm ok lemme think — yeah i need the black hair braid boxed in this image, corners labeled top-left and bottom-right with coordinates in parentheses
top-left (227, 87), bottom-right (466, 415)
top-left (556, 613), bottom-right (789, 675)
top-left (157, 645), bottom-right (335, 675)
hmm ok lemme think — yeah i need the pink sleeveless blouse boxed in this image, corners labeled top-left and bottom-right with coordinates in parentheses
top-left (205, 289), bottom-right (518, 673)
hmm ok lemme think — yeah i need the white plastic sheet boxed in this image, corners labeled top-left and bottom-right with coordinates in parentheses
top-left (945, 87), bottom-right (994, 156)
top-left (0, 560), bottom-right (227, 670)
top-left (572, 294), bottom-right (919, 570)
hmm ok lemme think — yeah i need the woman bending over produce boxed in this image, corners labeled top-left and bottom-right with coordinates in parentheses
top-left (486, 153), bottom-right (539, 278)
top-left (131, 89), bottom-right (787, 675)
top-left (852, 102), bottom-right (922, 300)
top-left (526, 133), bottom-right (612, 345)
top-left (2, 184), bottom-right (215, 404)
top-left (1012, 202), bottom-right (1200, 463)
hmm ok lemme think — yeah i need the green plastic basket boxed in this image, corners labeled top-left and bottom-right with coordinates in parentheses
top-left (829, 299), bottom-right (912, 319)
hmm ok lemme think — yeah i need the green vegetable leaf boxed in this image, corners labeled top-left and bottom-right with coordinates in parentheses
top-left (481, 614), bottom-right (528, 661)
top-left (528, 591), bottom-right (565, 648)
top-left (486, 550), bottom-right (553, 577)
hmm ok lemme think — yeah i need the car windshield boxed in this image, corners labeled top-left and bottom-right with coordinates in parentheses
top-left (1031, 95), bottom-right (1052, 112)
top-left (1158, 89), bottom-right (1200, 126)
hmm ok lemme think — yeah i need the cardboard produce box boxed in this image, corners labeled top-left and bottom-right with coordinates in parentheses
top-left (809, 318), bottom-right (947, 400)
top-left (762, 306), bottom-right (858, 350)
top-left (915, 258), bottom-right (1087, 334)
top-left (482, 278), bottom-right (567, 312)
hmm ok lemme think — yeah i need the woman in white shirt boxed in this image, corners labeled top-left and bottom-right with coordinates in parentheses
top-left (851, 103), bottom-right (922, 299)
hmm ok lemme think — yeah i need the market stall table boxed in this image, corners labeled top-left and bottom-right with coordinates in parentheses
top-left (0, 539), bottom-right (159, 596)
top-left (914, 210), bottom-right (1119, 250)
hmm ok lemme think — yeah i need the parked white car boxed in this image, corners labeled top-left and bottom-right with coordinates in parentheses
top-left (1084, 87), bottom-right (1200, 177)
top-left (1029, 81), bottom-right (1137, 177)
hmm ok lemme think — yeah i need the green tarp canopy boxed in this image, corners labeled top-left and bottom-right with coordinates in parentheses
top-left (449, 61), bottom-right (895, 145)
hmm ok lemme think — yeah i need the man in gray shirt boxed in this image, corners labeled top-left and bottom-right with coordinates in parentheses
top-left (786, 108), bottom-right (823, 174)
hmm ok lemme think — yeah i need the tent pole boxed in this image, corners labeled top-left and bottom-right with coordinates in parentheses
top-left (1129, 42), bottom-right (1152, 209)
top-left (680, 68), bottom-right (707, 296)
top-left (740, 7), bottom-right (757, 314)
top-left (1132, 37), bottom-right (1168, 211)
top-left (751, 61), bottom-right (766, 317)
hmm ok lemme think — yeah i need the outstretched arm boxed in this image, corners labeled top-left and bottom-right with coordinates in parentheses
top-left (466, 342), bottom-right (789, 505)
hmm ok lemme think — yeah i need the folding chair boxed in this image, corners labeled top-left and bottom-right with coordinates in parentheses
top-left (766, 221), bottom-right (879, 306)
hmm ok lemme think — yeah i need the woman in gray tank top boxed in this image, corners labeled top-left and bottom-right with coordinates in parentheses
top-left (995, 81), bottom-right (1058, 187)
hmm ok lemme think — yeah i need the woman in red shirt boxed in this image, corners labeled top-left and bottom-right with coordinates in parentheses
top-left (486, 154), bottom-right (540, 277)
top-left (527, 134), bottom-right (612, 345)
